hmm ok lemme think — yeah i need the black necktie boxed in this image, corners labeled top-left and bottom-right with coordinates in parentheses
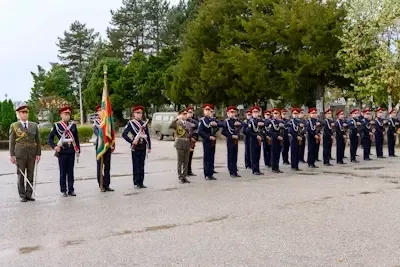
top-left (23, 122), bottom-right (27, 129)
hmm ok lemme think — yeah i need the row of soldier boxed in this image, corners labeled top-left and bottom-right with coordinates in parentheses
top-left (9, 103), bottom-right (400, 202)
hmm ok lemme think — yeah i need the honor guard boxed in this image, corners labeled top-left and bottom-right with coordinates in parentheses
top-left (288, 108), bottom-right (302, 171)
top-left (170, 109), bottom-right (192, 184)
top-left (93, 105), bottom-right (115, 192)
top-left (9, 105), bottom-right (41, 202)
top-left (348, 109), bottom-right (361, 163)
top-left (245, 106), bottom-right (264, 175)
top-left (360, 109), bottom-right (373, 161)
top-left (306, 108), bottom-right (320, 168)
top-left (322, 109), bottom-right (334, 166)
top-left (210, 109), bottom-right (221, 174)
top-left (122, 105), bottom-right (151, 189)
top-left (222, 106), bottom-right (242, 177)
top-left (298, 109), bottom-right (307, 163)
top-left (269, 108), bottom-right (284, 173)
top-left (243, 110), bottom-right (253, 169)
top-left (263, 110), bottom-right (272, 168)
top-left (387, 109), bottom-right (399, 157)
top-left (335, 109), bottom-right (347, 164)
top-left (281, 109), bottom-right (290, 165)
top-left (374, 107), bottom-right (386, 158)
top-left (197, 104), bottom-right (218, 180)
top-left (186, 106), bottom-right (198, 176)
top-left (48, 106), bottom-right (80, 197)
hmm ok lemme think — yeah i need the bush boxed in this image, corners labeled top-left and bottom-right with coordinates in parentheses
top-left (40, 125), bottom-right (93, 146)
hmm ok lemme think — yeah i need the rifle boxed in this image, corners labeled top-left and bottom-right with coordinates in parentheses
top-left (315, 120), bottom-right (323, 144)
top-left (278, 122), bottom-right (285, 145)
top-left (233, 119), bottom-right (241, 145)
top-left (131, 120), bottom-right (149, 151)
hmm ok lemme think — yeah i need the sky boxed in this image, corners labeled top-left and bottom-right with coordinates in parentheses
top-left (0, 0), bottom-right (180, 103)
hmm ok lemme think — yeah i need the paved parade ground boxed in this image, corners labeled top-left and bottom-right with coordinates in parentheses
top-left (1, 138), bottom-right (400, 266)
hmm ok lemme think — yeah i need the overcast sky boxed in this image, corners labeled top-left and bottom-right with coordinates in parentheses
top-left (0, 0), bottom-right (180, 102)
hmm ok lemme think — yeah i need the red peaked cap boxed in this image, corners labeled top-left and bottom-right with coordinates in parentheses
top-left (132, 105), bottom-right (144, 112)
top-left (271, 108), bottom-right (281, 113)
top-left (185, 106), bottom-right (193, 112)
top-left (309, 108), bottom-right (317, 113)
top-left (362, 108), bottom-right (370, 113)
top-left (389, 109), bottom-right (397, 114)
top-left (251, 106), bottom-right (261, 112)
top-left (59, 106), bottom-right (72, 114)
top-left (324, 108), bottom-right (332, 114)
top-left (96, 104), bottom-right (101, 112)
top-left (16, 105), bottom-right (29, 112)
top-left (246, 109), bottom-right (252, 114)
top-left (281, 109), bottom-right (288, 113)
top-left (264, 109), bottom-right (271, 114)
top-left (376, 107), bottom-right (386, 112)
top-left (350, 109), bottom-right (359, 114)
top-left (202, 104), bottom-right (214, 110)
top-left (291, 108), bottom-right (300, 114)
top-left (226, 105), bottom-right (237, 112)
top-left (336, 109), bottom-right (344, 116)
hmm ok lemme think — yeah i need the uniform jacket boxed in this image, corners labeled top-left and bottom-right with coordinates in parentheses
top-left (122, 119), bottom-right (151, 150)
top-left (170, 119), bottom-right (191, 150)
top-left (48, 121), bottom-right (80, 155)
top-left (9, 121), bottom-right (41, 159)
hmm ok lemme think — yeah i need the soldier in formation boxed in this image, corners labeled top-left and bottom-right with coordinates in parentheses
top-left (246, 106), bottom-right (264, 175)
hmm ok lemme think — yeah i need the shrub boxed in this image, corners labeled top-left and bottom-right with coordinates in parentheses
top-left (40, 125), bottom-right (93, 146)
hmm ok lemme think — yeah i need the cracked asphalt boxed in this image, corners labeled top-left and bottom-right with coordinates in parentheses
top-left (1, 138), bottom-right (400, 267)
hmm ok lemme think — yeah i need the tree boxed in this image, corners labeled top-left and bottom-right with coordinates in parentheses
top-left (57, 20), bottom-right (99, 105)
top-left (144, 0), bottom-right (169, 53)
top-left (0, 100), bottom-right (17, 139)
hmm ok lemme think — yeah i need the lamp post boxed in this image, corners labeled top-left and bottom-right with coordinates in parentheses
top-left (78, 80), bottom-right (83, 125)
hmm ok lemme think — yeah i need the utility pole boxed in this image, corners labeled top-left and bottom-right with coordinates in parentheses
top-left (78, 80), bottom-right (84, 125)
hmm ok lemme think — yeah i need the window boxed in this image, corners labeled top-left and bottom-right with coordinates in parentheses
top-left (162, 115), bottom-right (170, 122)
top-left (155, 115), bottom-right (162, 121)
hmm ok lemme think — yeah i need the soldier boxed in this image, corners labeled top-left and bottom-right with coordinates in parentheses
top-left (9, 105), bottom-right (41, 202)
top-left (374, 107), bottom-right (386, 158)
top-left (298, 109), bottom-right (307, 163)
top-left (269, 108), bottom-right (284, 173)
top-left (246, 106), bottom-right (264, 175)
top-left (348, 109), bottom-right (361, 163)
top-left (93, 105), bottom-right (115, 192)
top-left (197, 104), bottom-right (218, 180)
top-left (170, 109), bottom-right (192, 183)
top-left (387, 109), bottom-right (398, 157)
top-left (335, 109), bottom-right (347, 164)
top-left (306, 108), bottom-right (320, 168)
top-left (263, 110), bottom-right (272, 168)
top-left (122, 105), bottom-right (151, 189)
top-left (322, 109), bottom-right (334, 166)
top-left (222, 106), bottom-right (242, 177)
top-left (281, 109), bottom-right (290, 165)
top-left (48, 106), bottom-right (80, 197)
top-left (243, 110), bottom-right (253, 169)
top-left (288, 108), bottom-right (302, 171)
top-left (209, 109), bottom-right (221, 174)
top-left (186, 106), bottom-right (198, 176)
top-left (360, 109), bottom-right (373, 161)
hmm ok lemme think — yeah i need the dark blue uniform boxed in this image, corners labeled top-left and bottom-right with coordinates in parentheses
top-left (122, 120), bottom-right (151, 187)
top-left (335, 119), bottom-right (346, 164)
top-left (323, 119), bottom-right (334, 165)
top-left (222, 118), bottom-right (241, 176)
top-left (48, 122), bottom-right (80, 194)
top-left (281, 118), bottom-right (290, 164)
top-left (197, 116), bottom-right (216, 179)
top-left (306, 118), bottom-right (318, 167)
top-left (288, 119), bottom-right (301, 170)
top-left (246, 118), bottom-right (263, 174)
top-left (361, 118), bottom-right (372, 160)
top-left (243, 119), bottom-right (252, 169)
top-left (387, 117), bottom-right (398, 156)
top-left (269, 119), bottom-right (283, 172)
top-left (359, 115), bottom-right (365, 147)
top-left (187, 118), bottom-right (198, 175)
top-left (374, 118), bottom-right (385, 158)
top-left (93, 119), bottom-right (112, 189)
top-left (299, 119), bottom-right (306, 162)
top-left (262, 119), bottom-right (272, 168)
top-left (210, 117), bottom-right (221, 174)
top-left (348, 118), bottom-right (359, 162)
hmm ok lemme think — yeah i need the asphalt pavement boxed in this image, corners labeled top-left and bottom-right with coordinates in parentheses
top-left (1, 138), bottom-right (400, 267)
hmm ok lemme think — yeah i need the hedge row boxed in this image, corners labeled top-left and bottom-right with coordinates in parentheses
top-left (39, 126), bottom-right (93, 146)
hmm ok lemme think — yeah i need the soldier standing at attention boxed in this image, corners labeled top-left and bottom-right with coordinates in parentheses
top-left (262, 110), bottom-right (272, 168)
top-left (387, 109), bottom-right (399, 157)
top-left (48, 106), bottom-right (80, 197)
top-left (298, 109), bottom-right (307, 163)
top-left (209, 109), bottom-right (221, 175)
top-left (374, 107), bottom-right (386, 158)
top-left (360, 109), bottom-right (373, 161)
top-left (348, 109), bottom-right (361, 163)
top-left (222, 106), bottom-right (242, 178)
top-left (269, 108), bottom-right (284, 173)
top-left (93, 105), bottom-right (115, 192)
top-left (281, 109), bottom-right (290, 165)
top-left (186, 106), bottom-right (198, 176)
top-left (243, 110), bottom-right (253, 169)
top-left (246, 106), bottom-right (264, 175)
top-left (170, 109), bottom-right (192, 184)
top-left (322, 109), bottom-right (334, 166)
top-left (335, 110), bottom-right (347, 164)
top-left (306, 108), bottom-right (320, 168)
top-left (122, 105), bottom-right (151, 189)
top-left (288, 108), bottom-right (302, 171)
top-left (197, 104), bottom-right (218, 180)
top-left (9, 105), bottom-right (41, 202)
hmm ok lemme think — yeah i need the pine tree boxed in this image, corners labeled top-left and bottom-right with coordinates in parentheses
top-left (144, 0), bottom-right (169, 53)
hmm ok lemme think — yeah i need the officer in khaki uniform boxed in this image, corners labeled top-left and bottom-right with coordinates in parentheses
top-left (170, 109), bottom-right (192, 184)
top-left (9, 105), bottom-right (41, 202)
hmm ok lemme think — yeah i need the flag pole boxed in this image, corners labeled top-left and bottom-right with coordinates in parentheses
top-left (99, 64), bottom-right (107, 191)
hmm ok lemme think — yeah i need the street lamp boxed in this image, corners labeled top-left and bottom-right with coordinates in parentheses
top-left (78, 80), bottom-right (83, 125)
